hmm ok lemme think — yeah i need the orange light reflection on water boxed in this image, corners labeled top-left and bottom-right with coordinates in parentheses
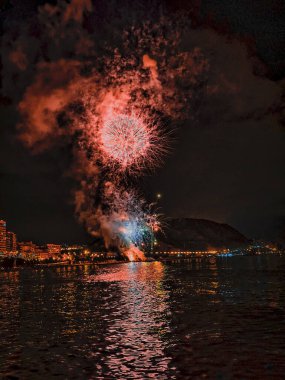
top-left (87, 262), bottom-right (173, 378)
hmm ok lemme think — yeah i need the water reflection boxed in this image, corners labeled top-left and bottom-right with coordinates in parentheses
top-left (0, 270), bottom-right (20, 374)
top-left (87, 262), bottom-right (174, 379)
top-left (1, 257), bottom-right (285, 379)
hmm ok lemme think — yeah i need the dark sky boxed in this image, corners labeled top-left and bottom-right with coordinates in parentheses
top-left (1, 0), bottom-right (285, 243)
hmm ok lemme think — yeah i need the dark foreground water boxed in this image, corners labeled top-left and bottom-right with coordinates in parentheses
top-left (1, 255), bottom-right (285, 379)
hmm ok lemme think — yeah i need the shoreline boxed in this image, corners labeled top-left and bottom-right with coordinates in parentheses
top-left (0, 259), bottom-right (126, 271)
top-left (1, 251), bottom-right (283, 271)
top-left (35, 259), bottom-right (124, 268)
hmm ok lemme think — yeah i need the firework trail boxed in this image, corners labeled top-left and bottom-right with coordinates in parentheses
top-left (1, 0), bottom-right (208, 259)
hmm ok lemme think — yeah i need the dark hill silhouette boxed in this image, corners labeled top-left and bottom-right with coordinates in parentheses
top-left (157, 218), bottom-right (250, 250)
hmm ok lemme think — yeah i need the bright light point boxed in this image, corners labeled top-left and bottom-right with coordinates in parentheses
top-left (156, 193), bottom-right (162, 199)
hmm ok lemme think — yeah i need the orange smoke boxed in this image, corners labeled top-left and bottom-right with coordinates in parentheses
top-left (143, 54), bottom-right (161, 89)
top-left (18, 60), bottom-right (81, 149)
top-left (64, 0), bottom-right (93, 23)
top-left (122, 244), bottom-right (146, 262)
top-left (9, 49), bottom-right (27, 71)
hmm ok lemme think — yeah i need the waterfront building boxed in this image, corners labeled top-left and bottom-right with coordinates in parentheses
top-left (46, 244), bottom-right (62, 258)
top-left (0, 220), bottom-right (7, 254)
top-left (61, 245), bottom-right (84, 255)
top-left (18, 241), bottom-right (37, 260)
top-left (6, 231), bottom-right (17, 254)
top-left (46, 243), bottom-right (61, 253)
top-left (36, 246), bottom-right (50, 261)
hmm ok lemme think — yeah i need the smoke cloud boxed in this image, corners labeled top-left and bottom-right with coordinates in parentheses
top-left (1, 1), bottom-right (208, 258)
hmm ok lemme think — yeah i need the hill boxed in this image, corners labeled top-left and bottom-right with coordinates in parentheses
top-left (157, 218), bottom-right (250, 251)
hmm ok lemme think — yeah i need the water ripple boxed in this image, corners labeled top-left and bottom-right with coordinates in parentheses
top-left (1, 256), bottom-right (285, 379)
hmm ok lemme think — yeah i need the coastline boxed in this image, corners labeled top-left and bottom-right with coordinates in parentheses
top-left (0, 259), bottom-right (126, 271)
top-left (1, 251), bottom-right (283, 271)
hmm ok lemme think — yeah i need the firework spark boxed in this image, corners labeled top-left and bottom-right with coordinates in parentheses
top-left (100, 114), bottom-right (149, 169)
top-left (118, 211), bottom-right (159, 249)
top-left (100, 184), bottom-right (160, 250)
top-left (112, 207), bottom-right (160, 262)
top-left (98, 112), bottom-right (164, 172)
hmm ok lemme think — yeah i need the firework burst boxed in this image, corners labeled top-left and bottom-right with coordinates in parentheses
top-left (118, 211), bottom-right (159, 249)
top-left (98, 183), bottom-right (161, 255)
top-left (98, 111), bottom-right (167, 174)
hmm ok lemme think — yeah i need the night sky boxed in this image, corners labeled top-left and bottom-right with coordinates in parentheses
top-left (1, 0), bottom-right (284, 244)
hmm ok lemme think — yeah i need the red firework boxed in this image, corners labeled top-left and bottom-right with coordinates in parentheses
top-left (99, 113), bottom-right (165, 173)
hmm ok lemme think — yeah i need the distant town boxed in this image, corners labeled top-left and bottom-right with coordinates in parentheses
top-left (0, 218), bottom-right (282, 268)
top-left (0, 219), bottom-right (117, 266)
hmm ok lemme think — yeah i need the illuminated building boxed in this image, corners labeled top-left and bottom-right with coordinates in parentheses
top-left (6, 231), bottom-right (17, 254)
top-left (35, 246), bottom-right (50, 261)
top-left (18, 241), bottom-right (37, 260)
top-left (0, 220), bottom-right (7, 254)
top-left (62, 245), bottom-right (84, 254)
top-left (46, 244), bottom-right (62, 256)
